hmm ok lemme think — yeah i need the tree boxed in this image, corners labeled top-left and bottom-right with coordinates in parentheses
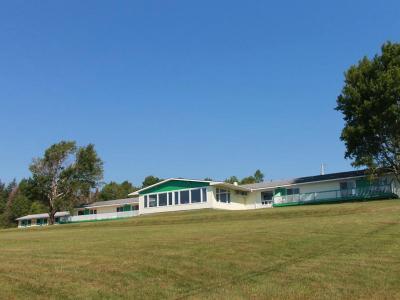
top-left (142, 176), bottom-right (162, 188)
top-left (240, 176), bottom-right (256, 185)
top-left (336, 42), bottom-right (400, 181)
top-left (0, 180), bottom-right (6, 214)
top-left (29, 141), bottom-right (103, 224)
top-left (99, 181), bottom-right (137, 200)
top-left (225, 176), bottom-right (239, 184)
top-left (203, 177), bottom-right (213, 181)
top-left (254, 169), bottom-right (264, 183)
top-left (238, 170), bottom-right (265, 185)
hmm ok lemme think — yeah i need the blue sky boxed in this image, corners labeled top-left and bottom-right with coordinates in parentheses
top-left (0, 0), bottom-right (399, 185)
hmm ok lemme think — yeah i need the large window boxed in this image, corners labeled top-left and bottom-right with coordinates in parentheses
top-left (174, 192), bottom-right (179, 204)
top-left (261, 191), bottom-right (273, 205)
top-left (191, 189), bottom-right (201, 203)
top-left (168, 192), bottom-right (173, 205)
top-left (216, 188), bottom-right (231, 203)
top-left (143, 188), bottom-right (207, 208)
top-left (286, 188), bottom-right (300, 195)
top-left (202, 188), bottom-right (207, 202)
top-left (159, 193), bottom-right (167, 206)
top-left (180, 190), bottom-right (190, 204)
top-left (149, 194), bottom-right (157, 207)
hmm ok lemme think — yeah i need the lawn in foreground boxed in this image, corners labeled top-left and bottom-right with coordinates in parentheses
top-left (0, 200), bottom-right (399, 299)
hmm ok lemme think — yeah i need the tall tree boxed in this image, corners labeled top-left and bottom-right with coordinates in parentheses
top-left (336, 42), bottom-right (400, 181)
top-left (99, 181), bottom-right (137, 200)
top-left (225, 176), bottom-right (239, 184)
top-left (29, 141), bottom-right (103, 224)
top-left (254, 170), bottom-right (264, 183)
top-left (142, 176), bottom-right (162, 188)
top-left (0, 180), bottom-right (6, 214)
top-left (239, 170), bottom-right (265, 185)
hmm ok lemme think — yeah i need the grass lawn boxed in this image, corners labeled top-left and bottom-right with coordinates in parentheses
top-left (0, 200), bottom-right (400, 299)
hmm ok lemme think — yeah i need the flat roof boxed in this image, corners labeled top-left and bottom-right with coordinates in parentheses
top-left (16, 211), bottom-right (70, 221)
top-left (240, 170), bottom-right (367, 190)
top-left (79, 197), bottom-right (139, 209)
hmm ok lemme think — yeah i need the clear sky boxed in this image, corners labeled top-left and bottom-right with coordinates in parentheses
top-left (0, 0), bottom-right (399, 185)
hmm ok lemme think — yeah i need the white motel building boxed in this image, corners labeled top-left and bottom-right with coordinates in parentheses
top-left (16, 170), bottom-right (399, 228)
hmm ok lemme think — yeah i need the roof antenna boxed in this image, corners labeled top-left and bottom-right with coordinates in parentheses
top-left (320, 163), bottom-right (325, 175)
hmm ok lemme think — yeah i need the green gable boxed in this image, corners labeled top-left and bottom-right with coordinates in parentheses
top-left (139, 180), bottom-right (209, 195)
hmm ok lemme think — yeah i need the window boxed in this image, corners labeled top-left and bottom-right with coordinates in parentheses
top-left (144, 195), bottom-right (148, 208)
top-left (168, 192), bottom-right (173, 205)
top-left (78, 210), bottom-right (84, 216)
top-left (202, 188), bottom-right (207, 202)
top-left (287, 188), bottom-right (299, 195)
top-left (191, 189), bottom-right (201, 203)
top-left (43, 218), bottom-right (48, 225)
top-left (117, 207), bottom-right (124, 212)
top-left (149, 194), bottom-right (157, 207)
top-left (174, 191), bottom-right (179, 204)
top-left (180, 190), bottom-right (190, 204)
top-left (159, 193), bottom-right (167, 206)
top-left (89, 209), bottom-right (97, 215)
top-left (261, 191), bottom-right (274, 205)
top-left (216, 188), bottom-right (230, 203)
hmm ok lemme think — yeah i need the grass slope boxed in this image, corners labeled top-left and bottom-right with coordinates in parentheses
top-left (0, 200), bottom-right (400, 299)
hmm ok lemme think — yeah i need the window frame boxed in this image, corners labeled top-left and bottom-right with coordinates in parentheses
top-left (216, 188), bottom-right (231, 203)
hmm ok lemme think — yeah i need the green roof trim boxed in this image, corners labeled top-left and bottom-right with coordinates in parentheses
top-left (139, 180), bottom-right (210, 195)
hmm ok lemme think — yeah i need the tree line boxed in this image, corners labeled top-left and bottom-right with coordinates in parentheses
top-left (0, 140), bottom-right (265, 228)
top-left (0, 141), bottom-right (166, 228)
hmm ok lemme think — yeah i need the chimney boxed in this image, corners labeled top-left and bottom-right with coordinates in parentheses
top-left (320, 163), bottom-right (325, 175)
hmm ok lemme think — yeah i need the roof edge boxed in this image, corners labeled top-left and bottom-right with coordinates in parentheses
top-left (129, 178), bottom-right (214, 196)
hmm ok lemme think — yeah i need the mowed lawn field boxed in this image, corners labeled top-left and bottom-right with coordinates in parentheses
top-left (1, 200), bottom-right (400, 299)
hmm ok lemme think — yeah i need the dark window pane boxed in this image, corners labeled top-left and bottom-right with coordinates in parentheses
top-left (174, 192), bottom-right (179, 204)
top-left (220, 193), bottom-right (227, 203)
top-left (287, 189), bottom-right (293, 195)
top-left (144, 195), bottom-right (148, 208)
top-left (262, 191), bottom-right (273, 200)
top-left (180, 190), bottom-right (189, 204)
top-left (191, 189), bottom-right (201, 203)
top-left (202, 188), bottom-right (207, 202)
top-left (159, 193), bottom-right (167, 206)
top-left (149, 194), bottom-right (157, 207)
top-left (168, 192), bottom-right (173, 205)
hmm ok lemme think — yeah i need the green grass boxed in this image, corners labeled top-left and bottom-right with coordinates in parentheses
top-left (1, 200), bottom-right (400, 299)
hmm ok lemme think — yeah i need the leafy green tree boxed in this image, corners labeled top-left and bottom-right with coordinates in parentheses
top-left (336, 42), bottom-right (400, 181)
top-left (29, 141), bottom-right (103, 224)
top-left (0, 181), bottom-right (6, 214)
top-left (254, 169), bottom-right (264, 183)
top-left (225, 176), bottom-right (239, 184)
top-left (29, 201), bottom-right (48, 214)
top-left (238, 170), bottom-right (265, 185)
top-left (142, 176), bottom-right (162, 188)
top-left (8, 194), bottom-right (31, 223)
top-left (99, 181), bottom-right (137, 200)
top-left (240, 176), bottom-right (256, 185)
